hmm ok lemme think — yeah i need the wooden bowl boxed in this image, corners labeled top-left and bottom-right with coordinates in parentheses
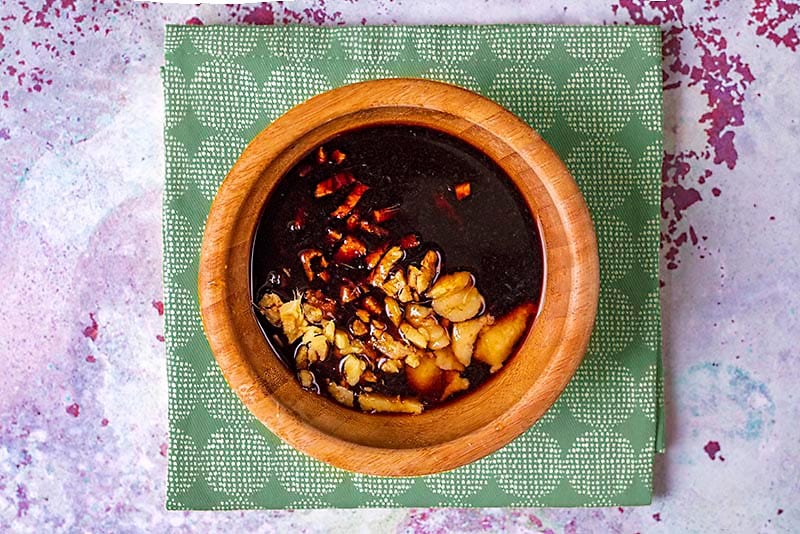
top-left (198, 78), bottom-right (599, 476)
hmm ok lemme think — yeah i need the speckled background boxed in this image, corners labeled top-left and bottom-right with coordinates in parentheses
top-left (1, 1), bottom-right (798, 533)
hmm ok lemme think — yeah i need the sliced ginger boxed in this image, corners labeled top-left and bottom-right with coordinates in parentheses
top-left (473, 302), bottom-right (536, 372)
top-left (405, 354), bottom-right (443, 396)
top-left (359, 393), bottom-right (423, 414)
top-left (451, 315), bottom-right (492, 367)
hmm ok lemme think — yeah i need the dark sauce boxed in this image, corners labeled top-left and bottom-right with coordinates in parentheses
top-left (252, 125), bottom-right (543, 410)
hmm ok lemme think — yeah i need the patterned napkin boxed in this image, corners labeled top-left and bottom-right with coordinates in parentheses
top-left (162, 23), bottom-right (663, 510)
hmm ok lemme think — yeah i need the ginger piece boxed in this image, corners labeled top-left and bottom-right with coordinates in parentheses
top-left (298, 370), bottom-right (315, 388)
top-left (433, 346), bottom-right (465, 371)
top-left (362, 295), bottom-right (383, 316)
top-left (302, 327), bottom-right (329, 362)
top-left (451, 315), bottom-right (492, 367)
top-left (415, 250), bottom-right (440, 294)
top-left (399, 323), bottom-right (428, 350)
top-left (432, 286), bottom-right (484, 322)
top-left (404, 352), bottom-right (421, 368)
top-left (338, 281), bottom-right (362, 305)
top-left (302, 302), bottom-right (324, 324)
top-left (441, 371), bottom-right (469, 401)
top-left (474, 302), bottom-right (536, 372)
top-left (364, 243), bottom-right (389, 270)
top-left (426, 271), bottom-right (472, 299)
top-left (405, 303), bottom-right (433, 327)
top-left (359, 393), bottom-right (423, 415)
top-left (295, 345), bottom-right (310, 370)
top-left (342, 355), bottom-right (367, 386)
top-left (325, 227), bottom-right (343, 245)
top-left (257, 292), bottom-right (284, 327)
top-left (379, 359), bottom-right (401, 373)
top-left (304, 289), bottom-right (337, 319)
top-left (279, 297), bottom-right (307, 343)
top-left (421, 323), bottom-right (450, 350)
top-left (308, 336), bottom-right (329, 362)
top-left (322, 320), bottom-right (335, 343)
top-left (358, 219), bottom-right (389, 238)
top-left (371, 330), bottom-right (420, 360)
top-left (350, 318), bottom-right (369, 338)
top-left (407, 265), bottom-right (422, 296)
top-left (328, 382), bottom-right (355, 408)
top-left (405, 354), bottom-right (443, 396)
top-left (384, 297), bottom-right (403, 327)
top-left (381, 269), bottom-right (409, 300)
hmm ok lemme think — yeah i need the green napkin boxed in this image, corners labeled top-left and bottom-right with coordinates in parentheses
top-left (163, 23), bottom-right (663, 510)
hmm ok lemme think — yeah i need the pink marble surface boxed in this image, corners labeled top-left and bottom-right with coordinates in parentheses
top-left (1, 1), bottom-right (799, 532)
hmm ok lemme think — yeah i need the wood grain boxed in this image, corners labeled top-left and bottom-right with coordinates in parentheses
top-left (198, 78), bottom-right (599, 476)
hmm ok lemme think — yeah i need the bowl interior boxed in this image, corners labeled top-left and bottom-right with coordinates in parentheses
top-left (199, 79), bottom-right (598, 475)
top-left (250, 123), bottom-right (546, 411)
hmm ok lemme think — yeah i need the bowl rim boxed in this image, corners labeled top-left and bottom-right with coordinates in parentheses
top-left (198, 78), bottom-right (599, 476)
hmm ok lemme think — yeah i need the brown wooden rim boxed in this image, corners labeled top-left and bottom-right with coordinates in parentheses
top-left (198, 78), bottom-right (599, 476)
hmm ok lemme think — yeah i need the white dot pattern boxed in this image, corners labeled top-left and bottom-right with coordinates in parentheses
top-left (359, 497), bottom-right (403, 508)
top-left (424, 457), bottom-right (490, 501)
top-left (164, 285), bottom-right (203, 350)
top-left (203, 426), bottom-right (270, 496)
top-left (343, 66), bottom-right (398, 85)
top-left (162, 208), bottom-right (201, 279)
top-left (561, 65), bottom-right (633, 137)
top-left (636, 215), bottom-right (661, 276)
top-left (490, 430), bottom-right (563, 499)
top-left (488, 66), bottom-right (558, 131)
top-left (596, 214), bottom-right (636, 284)
top-left (168, 355), bottom-right (199, 422)
top-left (190, 135), bottom-right (246, 201)
top-left (168, 428), bottom-right (199, 495)
top-left (163, 135), bottom-right (189, 204)
top-left (639, 289), bottom-right (662, 352)
top-left (289, 497), bottom-right (328, 509)
top-left (266, 27), bottom-right (331, 61)
top-left (200, 364), bottom-right (253, 424)
top-left (192, 26), bottom-right (259, 58)
top-left (565, 430), bottom-right (636, 499)
top-left (411, 27), bottom-right (482, 63)
top-left (564, 355), bottom-right (636, 429)
top-left (352, 474), bottom-right (415, 498)
top-left (211, 497), bottom-right (257, 511)
top-left (588, 287), bottom-right (637, 357)
top-left (636, 142), bottom-right (663, 206)
top-left (635, 65), bottom-right (663, 132)
top-left (637, 364), bottom-right (658, 422)
top-left (189, 61), bottom-right (264, 132)
top-left (338, 26), bottom-right (408, 63)
top-left (264, 64), bottom-right (332, 122)
top-left (563, 27), bottom-right (630, 62)
top-left (567, 140), bottom-right (635, 212)
top-left (487, 25), bottom-right (555, 62)
top-left (162, 64), bottom-right (189, 130)
top-left (637, 436), bottom-right (657, 492)
top-left (274, 443), bottom-right (344, 497)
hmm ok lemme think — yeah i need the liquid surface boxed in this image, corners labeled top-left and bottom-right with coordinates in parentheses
top-left (252, 125), bottom-right (543, 412)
